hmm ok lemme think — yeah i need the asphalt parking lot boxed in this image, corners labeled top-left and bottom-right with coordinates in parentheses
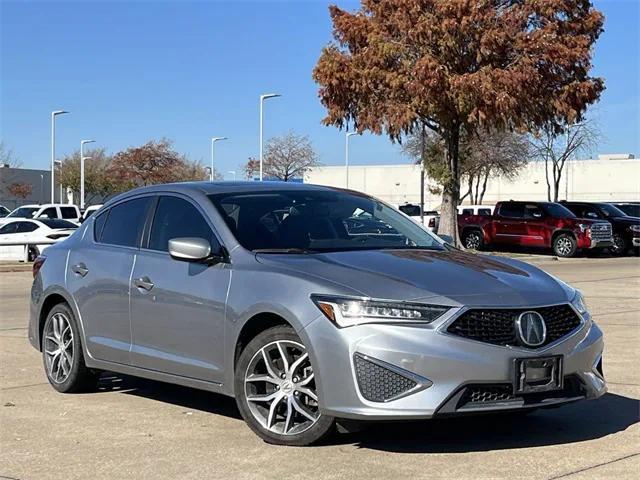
top-left (1, 256), bottom-right (639, 480)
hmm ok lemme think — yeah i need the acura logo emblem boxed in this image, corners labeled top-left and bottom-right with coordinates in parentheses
top-left (516, 311), bottom-right (547, 347)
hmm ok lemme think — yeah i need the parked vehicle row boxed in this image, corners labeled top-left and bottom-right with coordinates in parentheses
top-left (400, 200), bottom-right (638, 258)
top-left (0, 203), bottom-right (82, 225)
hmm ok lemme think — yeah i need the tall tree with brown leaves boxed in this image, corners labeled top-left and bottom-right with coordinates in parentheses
top-left (313, 0), bottom-right (604, 242)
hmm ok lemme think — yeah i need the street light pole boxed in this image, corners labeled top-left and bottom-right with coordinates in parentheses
top-left (51, 110), bottom-right (69, 203)
top-left (80, 140), bottom-right (95, 210)
top-left (345, 132), bottom-right (358, 189)
top-left (259, 93), bottom-right (281, 181)
top-left (210, 137), bottom-right (228, 181)
top-left (228, 170), bottom-right (237, 181)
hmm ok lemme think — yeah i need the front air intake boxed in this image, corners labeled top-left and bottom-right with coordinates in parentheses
top-left (353, 354), bottom-right (418, 402)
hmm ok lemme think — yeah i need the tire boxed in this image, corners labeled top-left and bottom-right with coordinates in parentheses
top-left (553, 233), bottom-right (577, 258)
top-left (234, 325), bottom-right (335, 446)
top-left (463, 229), bottom-right (484, 250)
top-left (42, 303), bottom-right (98, 393)
top-left (610, 233), bottom-right (628, 256)
top-left (28, 246), bottom-right (40, 263)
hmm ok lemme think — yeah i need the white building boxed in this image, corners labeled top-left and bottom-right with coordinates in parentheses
top-left (304, 154), bottom-right (640, 209)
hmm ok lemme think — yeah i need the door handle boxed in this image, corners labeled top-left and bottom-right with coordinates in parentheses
top-left (134, 276), bottom-right (154, 291)
top-left (71, 263), bottom-right (89, 277)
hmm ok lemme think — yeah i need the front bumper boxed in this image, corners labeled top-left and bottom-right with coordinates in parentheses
top-left (303, 309), bottom-right (605, 420)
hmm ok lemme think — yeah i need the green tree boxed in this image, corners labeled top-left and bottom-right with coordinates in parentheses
top-left (313, 0), bottom-right (604, 243)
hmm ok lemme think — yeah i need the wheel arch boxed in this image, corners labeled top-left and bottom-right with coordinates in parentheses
top-left (551, 228), bottom-right (576, 243)
top-left (233, 312), bottom-right (293, 374)
top-left (38, 293), bottom-right (70, 349)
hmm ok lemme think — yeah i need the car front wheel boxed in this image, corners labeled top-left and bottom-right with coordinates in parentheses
top-left (235, 325), bottom-right (334, 446)
top-left (553, 233), bottom-right (577, 258)
top-left (610, 233), bottom-right (628, 256)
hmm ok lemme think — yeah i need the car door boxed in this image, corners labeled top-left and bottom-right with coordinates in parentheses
top-left (493, 203), bottom-right (526, 243)
top-left (66, 196), bottom-right (153, 365)
top-left (522, 204), bottom-right (547, 247)
top-left (0, 222), bottom-right (21, 260)
top-left (129, 194), bottom-right (230, 383)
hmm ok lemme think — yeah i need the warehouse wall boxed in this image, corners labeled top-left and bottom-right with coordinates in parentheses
top-left (305, 158), bottom-right (640, 209)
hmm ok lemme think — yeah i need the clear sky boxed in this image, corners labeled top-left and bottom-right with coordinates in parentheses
top-left (1, 0), bottom-right (638, 179)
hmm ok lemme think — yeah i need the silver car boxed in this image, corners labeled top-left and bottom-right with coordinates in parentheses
top-left (28, 182), bottom-right (606, 446)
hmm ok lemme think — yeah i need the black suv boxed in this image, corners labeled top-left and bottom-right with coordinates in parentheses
top-left (560, 202), bottom-right (640, 255)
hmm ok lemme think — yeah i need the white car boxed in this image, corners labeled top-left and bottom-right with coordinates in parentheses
top-left (397, 203), bottom-right (440, 232)
top-left (81, 204), bottom-right (103, 222)
top-left (0, 218), bottom-right (78, 262)
top-left (457, 204), bottom-right (495, 216)
top-left (0, 204), bottom-right (82, 226)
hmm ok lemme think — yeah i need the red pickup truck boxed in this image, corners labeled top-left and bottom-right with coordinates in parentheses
top-left (458, 201), bottom-right (614, 257)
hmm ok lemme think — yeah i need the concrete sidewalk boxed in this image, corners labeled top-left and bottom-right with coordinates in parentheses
top-left (1, 258), bottom-right (638, 479)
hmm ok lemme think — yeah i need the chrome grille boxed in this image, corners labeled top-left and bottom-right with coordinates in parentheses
top-left (591, 222), bottom-right (612, 241)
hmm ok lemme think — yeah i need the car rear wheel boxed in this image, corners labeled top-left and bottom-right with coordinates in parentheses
top-left (42, 303), bottom-right (98, 393)
top-left (463, 230), bottom-right (484, 250)
top-left (28, 246), bottom-right (40, 262)
top-left (553, 233), bottom-right (577, 258)
top-left (610, 233), bottom-right (628, 256)
top-left (235, 325), bottom-right (334, 446)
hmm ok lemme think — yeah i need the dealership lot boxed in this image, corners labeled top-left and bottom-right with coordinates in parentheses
top-left (1, 257), bottom-right (638, 480)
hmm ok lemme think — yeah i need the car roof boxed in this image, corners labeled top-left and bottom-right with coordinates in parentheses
top-left (107, 181), bottom-right (350, 205)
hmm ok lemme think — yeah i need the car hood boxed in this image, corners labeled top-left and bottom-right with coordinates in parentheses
top-left (611, 215), bottom-right (640, 225)
top-left (256, 249), bottom-right (570, 307)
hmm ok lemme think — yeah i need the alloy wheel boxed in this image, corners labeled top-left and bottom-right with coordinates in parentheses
top-left (611, 234), bottom-right (624, 255)
top-left (555, 237), bottom-right (573, 257)
top-left (244, 340), bottom-right (320, 436)
top-left (44, 312), bottom-right (74, 384)
top-left (465, 232), bottom-right (481, 249)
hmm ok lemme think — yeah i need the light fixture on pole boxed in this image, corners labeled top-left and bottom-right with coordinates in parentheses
top-left (345, 132), bottom-right (359, 189)
top-left (210, 137), bottom-right (228, 181)
top-left (51, 110), bottom-right (69, 203)
top-left (228, 170), bottom-right (237, 181)
top-left (80, 139), bottom-right (95, 210)
top-left (259, 93), bottom-right (281, 181)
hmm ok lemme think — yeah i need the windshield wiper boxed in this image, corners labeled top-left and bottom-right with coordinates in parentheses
top-left (253, 248), bottom-right (317, 254)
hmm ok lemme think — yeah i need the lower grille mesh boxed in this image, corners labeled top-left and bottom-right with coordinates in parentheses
top-left (354, 354), bottom-right (417, 402)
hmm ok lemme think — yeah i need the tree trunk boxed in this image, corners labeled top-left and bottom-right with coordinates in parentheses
top-left (478, 170), bottom-right (490, 205)
top-left (544, 158), bottom-right (552, 202)
top-left (437, 126), bottom-right (461, 246)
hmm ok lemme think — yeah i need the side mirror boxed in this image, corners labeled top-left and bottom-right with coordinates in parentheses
top-left (168, 237), bottom-right (225, 264)
top-left (39, 214), bottom-right (50, 219)
top-left (532, 211), bottom-right (543, 218)
top-left (439, 234), bottom-right (454, 245)
top-left (587, 212), bottom-right (598, 219)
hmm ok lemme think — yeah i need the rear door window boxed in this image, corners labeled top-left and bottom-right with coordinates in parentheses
top-left (0, 223), bottom-right (19, 234)
top-left (39, 207), bottom-right (58, 219)
top-left (98, 197), bottom-right (152, 247)
top-left (148, 196), bottom-right (219, 252)
top-left (498, 203), bottom-right (525, 218)
top-left (15, 222), bottom-right (39, 233)
top-left (60, 207), bottom-right (78, 219)
top-left (524, 204), bottom-right (544, 219)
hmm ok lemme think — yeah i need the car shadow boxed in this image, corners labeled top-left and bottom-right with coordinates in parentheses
top-left (342, 393), bottom-right (640, 453)
top-left (96, 373), bottom-right (638, 451)
top-left (95, 372), bottom-right (242, 420)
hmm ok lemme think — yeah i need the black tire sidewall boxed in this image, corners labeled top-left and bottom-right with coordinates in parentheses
top-left (553, 234), bottom-right (577, 257)
top-left (234, 325), bottom-right (334, 446)
top-left (42, 303), bottom-right (95, 393)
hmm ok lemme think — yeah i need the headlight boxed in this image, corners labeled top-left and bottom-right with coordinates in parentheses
top-left (571, 290), bottom-right (588, 315)
top-left (311, 295), bottom-right (450, 328)
top-left (629, 225), bottom-right (640, 233)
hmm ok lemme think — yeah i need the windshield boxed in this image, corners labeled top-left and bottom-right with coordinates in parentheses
top-left (598, 203), bottom-right (626, 218)
top-left (8, 207), bottom-right (38, 218)
top-left (542, 203), bottom-right (576, 218)
top-left (208, 189), bottom-right (443, 253)
top-left (38, 219), bottom-right (78, 229)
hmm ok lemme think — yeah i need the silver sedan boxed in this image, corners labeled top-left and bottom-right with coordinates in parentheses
top-left (28, 182), bottom-right (606, 446)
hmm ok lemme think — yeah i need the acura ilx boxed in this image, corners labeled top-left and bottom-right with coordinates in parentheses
top-left (28, 182), bottom-right (606, 445)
